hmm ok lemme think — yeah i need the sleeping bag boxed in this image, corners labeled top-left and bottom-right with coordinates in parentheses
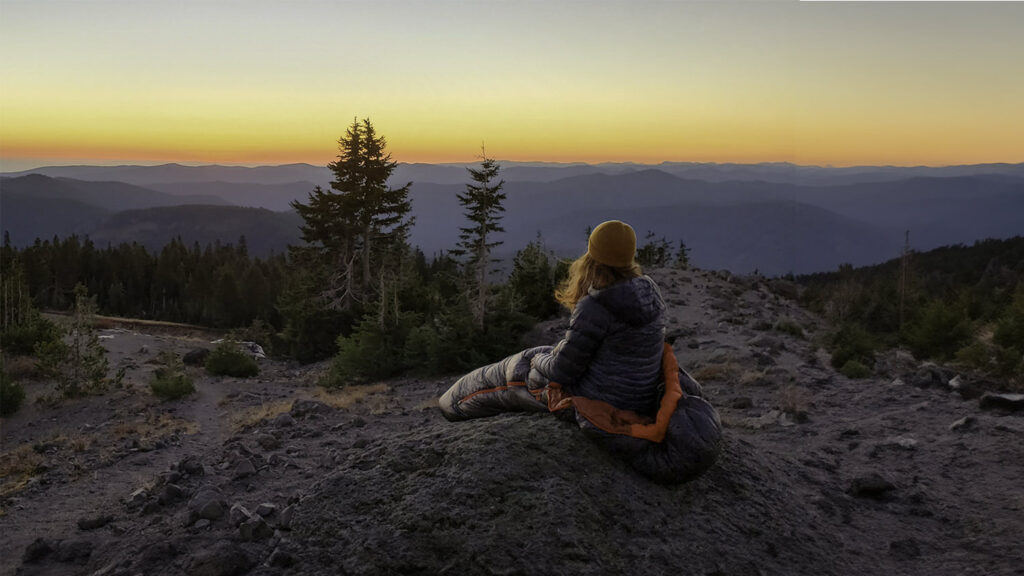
top-left (439, 343), bottom-right (722, 484)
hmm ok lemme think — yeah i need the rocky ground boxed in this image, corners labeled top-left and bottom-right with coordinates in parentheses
top-left (1, 268), bottom-right (1022, 576)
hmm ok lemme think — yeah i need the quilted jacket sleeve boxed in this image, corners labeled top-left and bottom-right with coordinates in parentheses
top-left (531, 296), bottom-right (613, 386)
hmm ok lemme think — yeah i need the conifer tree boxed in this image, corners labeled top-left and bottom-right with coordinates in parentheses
top-left (452, 148), bottom-right (506, 329)
top-left (290, 118), bottom-right (412, 310)
top-left (36, 284), bottom-right (111, 397)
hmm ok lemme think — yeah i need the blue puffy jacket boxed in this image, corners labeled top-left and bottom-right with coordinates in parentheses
top-left (531, 275), bottom-right (666, 416)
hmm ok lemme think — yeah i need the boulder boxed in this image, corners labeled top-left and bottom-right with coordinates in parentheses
top-left (229, 503), bottom-right (254, 527)
top-left (847, 474), bottom-right (896, 500)
top-left (185, 541), bottom-right (254, 576)
top-left (233, 459), bottom-right (257, 480)
top-left (182, 348), bottom-right (210, 366)
top-left (255, 433), bottom-right (280, 451)
top-left (77, 515), bottom-right (113, 531)
top-left (979, 393), bottom-right (1024, 412)
top-left (188, 487), bottom-right (226, 523)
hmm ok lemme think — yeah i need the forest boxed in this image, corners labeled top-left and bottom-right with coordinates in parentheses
top-left (798, 235), bottom-right (1024, 385)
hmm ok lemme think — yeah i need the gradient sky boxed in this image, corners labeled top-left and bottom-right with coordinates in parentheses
top-left (1, 0), bottom-right (1022, 170)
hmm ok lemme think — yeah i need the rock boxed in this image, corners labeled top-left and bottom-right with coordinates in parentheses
top-left (950, 416), bottom-right (977, 432)
top-left (290, 399), bottom-right (332, 417)
top-left (141, 500), bottom-right (161, 515)
top-left (56, 539), bottom-right (93, 564)
top-left (189, 487), bottom-right (226, 522)
top-left (279, 505), bottom-right (295, 530)
top-left (77, 515), bottom-right (113, 531)
top-left (233, 459), bottom-right (257, 480)
top-left (138, 345), bottom-right (149, 354)
top-left (848, 474), bottom-right (896, 499)
top-left (273, 413), bottom-right (297, 428)
top-left (186, 541), bottom-right (254, 576)
top-left (129, 487), bottom-right (148, 506)
top-left (730, 397), bottom-right (754, 409)
top-left (268, 547), bottom-right (295, 567)
top-left (873, 350), bottom-right (917, 377)
top-left (23, 538), bottom-right (53, 563)
top-left (239, 517), bottom-right (274, 541)
top-left (882, 436), bottom-right (918, 450)
top-left (195, 519), bottom-right (211, 529)
top-left (910, 363), bottom-right (950, 389)
top-left (230, 503), bottom-right (254, 527)
top-left (182, 348), bottom-right (210, 366)
top-left (889, 538), bottom-right (921, 559)
top-left (180, 457), bottom-right (205, 476)
top-left (255, 503), bottom-right (278, 518)
top-left (979, 393), bottom-right (1024, 412)
top-left (948, 375), bottom-right (984, 400)
top-left (256, 433), bottom-right (280, 451)
top-left (746, 334), bottom-right (780, 350)
top-left (159, 483), bottom-right (186, 505)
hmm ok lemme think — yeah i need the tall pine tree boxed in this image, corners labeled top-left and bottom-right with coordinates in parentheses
top-left (452, 148), bottom-right (506, 329)
top-left (290, 118), bottom-right (413, 310)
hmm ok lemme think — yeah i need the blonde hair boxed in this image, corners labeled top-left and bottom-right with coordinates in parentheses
top-left (554, 253), bottom-right (643, 311)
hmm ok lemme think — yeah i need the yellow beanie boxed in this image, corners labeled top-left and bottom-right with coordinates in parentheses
top-left (588, 220), bottom-right (637, 268)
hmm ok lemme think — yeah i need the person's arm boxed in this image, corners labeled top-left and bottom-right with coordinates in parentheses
top-left (531, 298), bottom-right (612, 385)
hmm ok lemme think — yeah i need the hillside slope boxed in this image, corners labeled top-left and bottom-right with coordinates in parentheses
top-left (2, 269), bottom-right (1021, 575)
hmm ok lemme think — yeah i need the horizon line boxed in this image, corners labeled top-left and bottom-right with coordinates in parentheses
top-left (3, 158), bottom-right (1023, 173)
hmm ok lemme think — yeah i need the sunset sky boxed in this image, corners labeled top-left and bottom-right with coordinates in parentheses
top-left (1, 0), bottom-right (1022, 171)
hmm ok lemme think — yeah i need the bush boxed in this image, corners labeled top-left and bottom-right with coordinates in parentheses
top-left (205, 341), bottom-right (259, 377)
top-left (150, 351), bottom-right (195, 400)
top-left (775, 319), bottom-right (805, 339)
top-left (902, 299), bottom-right (971, 360)
top-left (1, 358), bottom-right (26, 416)
top-left (0, 313), bottom-right (61, 356)
top-left (840, 360), bottom-right (872, 379)
top-left (829, 323), bottom-right (876, 370)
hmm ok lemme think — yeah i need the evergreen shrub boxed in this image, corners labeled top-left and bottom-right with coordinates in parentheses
top-left (1, 358), bottom-right (26, 416)
top-left (775, 320), bottom-right (805, 339)
top-left (0, 313), bottom-right (61, 356)
top-left (205, 341), bottom-right (259, 377)
top-left (150, 351), bottom-right (195, 400)
top-left (840, 360), bottom-right (872, 379)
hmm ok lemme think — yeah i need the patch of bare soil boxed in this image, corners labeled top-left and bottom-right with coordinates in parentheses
top-left (2, 269), bottom-right (1022, 576)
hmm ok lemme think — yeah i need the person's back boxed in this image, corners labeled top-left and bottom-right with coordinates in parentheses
top-left (529, 221), bottom-right (666, 416)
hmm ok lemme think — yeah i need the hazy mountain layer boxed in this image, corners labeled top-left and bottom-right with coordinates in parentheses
top-left (2, 165), bottom-right (1022, 274)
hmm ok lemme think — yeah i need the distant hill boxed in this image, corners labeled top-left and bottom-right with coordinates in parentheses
top-left (147, 180), bottom-right (318, 212)
top-left (0, 192), bottom-right (110, 246)
top-left (87, 205), bottom-right (302, 257)
top-left (5, 160), bottom-right (1023, 186)
top-left (0, 174), bottom-right (225, 210)
top-left (2, 163), bottom-right (1022, 274)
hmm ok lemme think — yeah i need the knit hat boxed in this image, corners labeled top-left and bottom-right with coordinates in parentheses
top-left (588, 220), bottom-right (637, 268)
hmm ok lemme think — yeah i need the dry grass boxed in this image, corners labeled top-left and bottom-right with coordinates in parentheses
top-left (229, 399), bottom-right (296, 432)
top-left (412, 397), bottom-right (440, 412)
top-left (0, 443), bottom-right (45, 505)
top-left (739, 369), bottom-right (768, 386)
top-left (4, 355), bottom-right (42, 381)
top-left (691, 362), bottom-right (742, 383)
top-left (110, 411), bottom-right (199, 442)
top-left (227, 383), bottom-right (394, 432)
top-left (779, 385), bottom-right (811, 421)
top-left (312, 383), bottom-right (390, 410)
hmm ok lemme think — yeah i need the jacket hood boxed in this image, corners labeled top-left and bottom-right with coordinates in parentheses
top-left (589, 275), bottom-right (666, 327)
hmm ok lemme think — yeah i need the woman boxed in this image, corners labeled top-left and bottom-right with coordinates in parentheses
top-left (439, 221), bottom-right (720, 483)
top-left (440, 220), bottom-right (666, 419)
top-left (529, 220), bottom-right (666, 416)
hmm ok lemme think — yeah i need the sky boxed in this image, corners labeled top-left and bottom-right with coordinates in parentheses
top-left (1, 0), bottom-right (1022, 171)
